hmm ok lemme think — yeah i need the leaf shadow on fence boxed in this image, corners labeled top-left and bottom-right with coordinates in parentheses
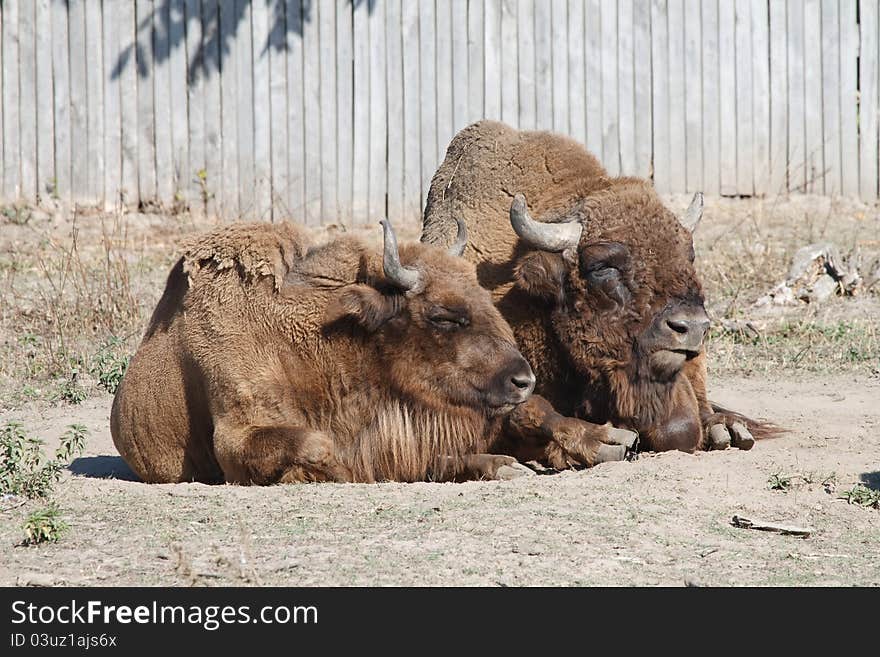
top-left (100, 0), bottom-right (377, 82)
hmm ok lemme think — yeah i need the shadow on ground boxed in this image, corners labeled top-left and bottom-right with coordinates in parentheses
top-left (69, 456), bottom-right (139, 482)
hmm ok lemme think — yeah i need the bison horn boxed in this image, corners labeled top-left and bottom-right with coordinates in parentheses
top-left (447, 217), bottom-right (468, 257)
top-left (380, 218), bottom-right (421, 290)
top-left (510, 193), bottom-right (583, 252)
top-left (679, 192), bottom-right (704, 233)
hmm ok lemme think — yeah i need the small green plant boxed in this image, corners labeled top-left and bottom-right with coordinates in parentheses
top-left (90, 337), bottom-right (130, 394)
top-left (1, 205), bottom-right (31, 225)
top-left (839, 484), bottom-right (880, 509)
top-left (22, 503), bottom-right (68, 545)
top-left (58, 370), bottom-right (87, 404)
top-left (196, 168), bottom-right (214, 206)
top-left (0, 421), bottom-right (88, 499)
top-left (768, 472), bottom-right (792, 491)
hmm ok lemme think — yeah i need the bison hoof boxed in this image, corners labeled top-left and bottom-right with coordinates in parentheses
top-left (495, 462), bottom-right (536, 480)
top-left (707, 424), bottom-right (731, 450)
top-left (729, 422), bottom-right (755, 450)
top-left (604, 426), bottom-right (639, 450)
top-left (594, 443), bottom-right (627, 464)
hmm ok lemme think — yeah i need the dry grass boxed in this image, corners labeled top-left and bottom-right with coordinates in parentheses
top-left (1, 194), bottom-right (878, 411)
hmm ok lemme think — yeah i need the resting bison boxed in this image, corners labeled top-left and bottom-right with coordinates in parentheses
top-left (111, 219), bottom-right (542, 485)
top-left (422, 120), bottom-right (776, 459)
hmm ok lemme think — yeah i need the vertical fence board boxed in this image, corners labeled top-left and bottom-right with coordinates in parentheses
top-left (102, 0), bottom-right (121, 206)
top-left (453, 0), bottom-right (470, 131)
top-left (551, 0), bottom-right (569, 134)
top-left (535, 0), bottom-right (553, 131)
top-left (735, 0), bottom-right (753, 195)
top-left (169, 0), bottom-right (189, 202)
top-left (751, 0), bottom-right (770, 196)
top-left (601, 0), bottom-right (619, 174)
top-left (500, 0), bottom-right (518, 127)
top-left (351, 0), bottom-right (369, 222)
top-left (202, 0), bottom-right (222, 217)
top-left (517, 0), bottom-right (536, 129)
top-left (421, 1), bottom-right (438, 207)
top-left (633, 0), bottom-right (652, 179)
top-left (19, 0), bottom-right (37, 201)
top-left (436, 0), bottom-right (455, 155)
top-left (302, 0), bottom-right (321, 222)
top-left (787, 0), bottom-right (805, 192)
top-left (235, 0), bottom-right (254, 217)
top-left (319, 0), bottom-right (338, 223)
top-left (468, 0), bottom-right (485, 125)
top-left (568, 0), bottom-right (586, 146)
top-left (2, 0), bottom-right (20, 199)
top-left (184, 0), bottom-right (204, 208)
top-left (683, 0), bottom-right (702, 191)
top-left (386, 0), bottom-right (404, 224)
top-left (368, 1), bottom-right (387, 221)
top-left (402, 0), bottom-right (421, 221)
top-left (118, 1), bottom-right (138, 205)
top-left (768, 0), bottom-right (787, 195)
top-left (840, 0), bottom-right (858, 197)
top-left (485, 0), bottom-right (502, 121)
top-left (218, 0), bottom-right (239, 216)
top-left (667, 0), bottom-right (686, 192)
top-left (135, 0), bottom-right (157, 202)
top-left (651, 0), bottom-right (669, 191)
top-left (0, 3), bottom-right (3, 197)
top-left (803, 0), bottom-right (822, 194)
top-left (859, 0), bottom-right (879, 200)
top-left (336, 0), bottom-right (353, 222)
top-left (701, 0), bottom-right (720, 194)
top-left (153, 1), bottom-right (174, 203)
top-left (618, 0), bottom-right (635, 175)
top-left (820, 0), bottom-right (840, 195)
top-left (35, 0), bottom-right (55, 202)
top-left (252, 0), bottom-right (272, 220)
top-left (718, 0), bottom-right (736, 194)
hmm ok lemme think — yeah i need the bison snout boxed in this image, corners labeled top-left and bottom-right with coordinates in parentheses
top-left (487, 356), bottom-right (536, 408)
top-left (661, 307), bottom-right (710, 353)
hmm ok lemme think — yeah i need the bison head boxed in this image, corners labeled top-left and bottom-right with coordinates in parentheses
top-left (329, 217), bottom-right (535, 417)
top-left (508, 186), bottom-right (708, 444)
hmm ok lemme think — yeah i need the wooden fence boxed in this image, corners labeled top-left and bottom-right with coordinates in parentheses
top-left (1, 0), bottom-right (879, 227)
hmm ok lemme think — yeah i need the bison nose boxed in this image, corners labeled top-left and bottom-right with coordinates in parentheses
top-left (663, 308), bottom-right (710, 351)
top-left (504, 360), bottom-right (536, 404)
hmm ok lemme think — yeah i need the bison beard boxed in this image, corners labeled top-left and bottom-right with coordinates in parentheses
top-left (422, 120), bottom-right (782, 459)
top-left (110, 220), bottom-right (539, 485)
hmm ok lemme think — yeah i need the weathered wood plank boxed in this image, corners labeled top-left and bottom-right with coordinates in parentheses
top-left (803, 0), bottom-right (823, 194)
top-left (768, 0), bottom-right (787, 195)
top-left (35, 0), bottom-right (55, 203)
top-left (2, 0), bottom-right (20, 200)
top-left (601, 0), bottom-right (619, 174)
top-left (787, 0), bottom-right (806, 192)
top-left (650, 0), bottom-right (669, 191)
top-left (218, 0), bottom-right (239, 217)
top-left (436, 0), bottom-right (455, 153)
top-left (452, 0), bottom-right (470, 131)
top-left (235, 0), bottom-right (255, 217)
top-left (633, 0), bottom-right (652, 179)
top-left (368, 0), bottom-right (387, 222)
top-left (202, 0), bottom-right (222, 218)
top-left (518, 0), bottom-right (536, 129)
top-left (251, 0), bottom-right (272, 220)
top-left (485, 0), bottom-right (503, 121)
top-left (751, 0), bottom-right (770, 196)
top-left (68, 0), bottom-right (91, 203)
top-left (319, 0), bottom-right (338, 223)
top-left (818, 0), bottom-right (840, 195)
top-left (551, 0), bottom-right (569, 134)
top-left (839, 0), bottom-right (858, 197)
top-left (718, 0), bottom-right (736, 195)
top-left (667, 0), bottom-right (686, 192)
top-left (118, 0), bottom-right (139, 205)
top-left (168, 0), bottom-right (189, 203)
top-left (135, 0), bottom-right (157, 203)
top-left (153, 0), bottom-right (174, 203)
top-left (500, 0), bottom-right (518, 127)
top-left (336, 0), bottom-right (353, 222)
top-left (102, 0), bottom-right (121, 207)
top-left (468, 0), bottom-right (485, 125)
top-left (535, 0), bottom-right (553, 131)
top-left (302, 0), bottom-right (321, 222)
top-left (683, 0), bottom-right (701, 191)
top-left (618, 0), bottom-right (635, 176)
top-left (185, 0), bottom-right (205, 207)
top-left (351, 0), bottom-right (369, 223)
top-left (421, 0), bottom-right (438, 209)
top-left (568, 0), bottom-right (586, 145)
top-left (385, 0), bottom-right (404, 224)
top-left (402, 0), bottom-right (421, 223)
top-left (735, 0), bottom-right (754, 195)
top-left (19, 0), bottom-right (37, 201)
top-left (859, 0), bottom-right (879, 199)
top-left (284, 0), bottom-right (305, 220)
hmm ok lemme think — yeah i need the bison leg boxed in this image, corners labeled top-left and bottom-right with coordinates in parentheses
top-left (434, 454), bottom-right (535, 482)
top-left (502, 395), bottom-right (637, 469)
top-left (214, 424), bottom-right (352, 485)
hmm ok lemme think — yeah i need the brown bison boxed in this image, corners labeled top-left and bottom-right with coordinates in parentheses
top-left (422, 120), bottom-right (776, 462)
top-left (111, 219), bottom-right (547, 485)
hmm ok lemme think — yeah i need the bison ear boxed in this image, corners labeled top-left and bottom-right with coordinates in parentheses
top-left (514, 251), bottom-right (568, 304)
top-left (325, 285), bottom-right (403, 332)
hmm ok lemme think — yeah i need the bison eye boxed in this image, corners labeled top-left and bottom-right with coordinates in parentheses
top-left (427, 307), bottom-right (470, 330)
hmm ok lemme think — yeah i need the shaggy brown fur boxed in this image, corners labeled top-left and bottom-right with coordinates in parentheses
top-left (423, 120), bottom-right (780, 456)
top-left (111, 221), bottom-right (535, 484)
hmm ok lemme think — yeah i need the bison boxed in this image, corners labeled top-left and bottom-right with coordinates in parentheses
top-left (422, 120), bottom-right (777, 463)
top-left (111, 219), bottom-right (549, 485)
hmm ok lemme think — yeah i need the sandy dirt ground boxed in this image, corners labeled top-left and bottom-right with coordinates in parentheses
top-left (1, 373), bottom-right (877, 587)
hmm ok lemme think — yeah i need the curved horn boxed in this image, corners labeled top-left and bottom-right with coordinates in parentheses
top-left (379, 218), bottom-right (421, 290)
top-left (680, 192), bottom-right (704, 233)
top-left (447, 217), bottom-right (468, 257)
top-left (510, 193), bottom-right (582, 252)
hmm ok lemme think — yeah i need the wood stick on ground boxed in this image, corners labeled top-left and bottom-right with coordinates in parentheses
top-left (731, 515), bottom-right (812, 537)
